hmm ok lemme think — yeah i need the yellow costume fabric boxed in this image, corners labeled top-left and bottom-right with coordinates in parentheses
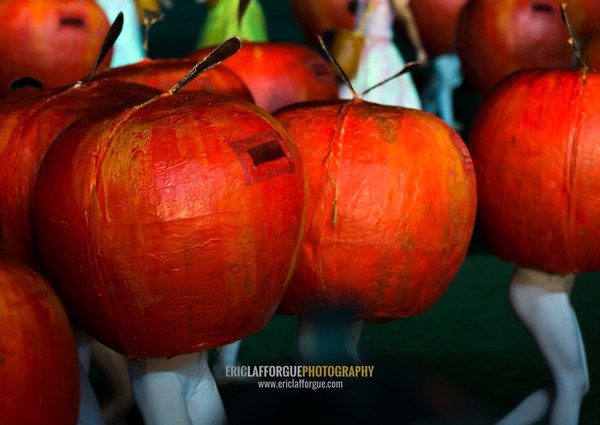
top-left (134, 0), bottom-right (162, 21)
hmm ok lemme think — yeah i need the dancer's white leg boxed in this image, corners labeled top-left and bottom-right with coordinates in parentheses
top-left (214, 341), bottom-right (241, 368)
top-left (129, 357), bottom-right (192, 425)
top-left (296, 317), bottom-right (317, 362)
top-left (496, 267), bottom-right (589, 425)
top-left (78, 360), bottom-right (107, 425)
top-left (212, 340), bottom-right (242, 383)
top-left (129, 352), bottom-right (227, 425)
top-left (297, 316), bottom-right (363, 364)
top-left (346, 319), bottom-right (364, 363)
top-left (422, 54), bottom-right (462, 130)
top-left (435, 69), bottom-right (456, 129)
top-left (422, 59), bottom-right (441, 112)
top-left (435, 54), bottom-right (462, 129)
top-left (75, 330), bottom-right (93, 373)
top-left (74, 330), bottom-right (106, 425)
top-left (91, 340), bottom-right (134, 424)
top-left (186, 353), bottom-right (228, 425)
top-left (495, 386), bottom-right (553, 425)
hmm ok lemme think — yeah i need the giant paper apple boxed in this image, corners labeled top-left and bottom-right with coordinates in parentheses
top-left (275, 97), bottom-right (476, 319)
top-left (409, 0), bottom-right (469, 58)
top-left (0, 0), bottom-right (111, 96)
top-left (0, 80), bottom-right (160, 271)
top-left (33, 40), bottom-right (308, 357)
top-left (469, 67), bottom-right (600, 273)
top-left (582, 28), bottom-right (600, 71)
top-left (94, 58), bottom-right (254, 102)
top-left (568, 0), bottom-right (600, 37)
top-left (0, 257), bottom-right (79, 425)
top-left (456, 0), bottom-right (573, 95)
top-left (189, 42), bottom-right (339, 113)
top-left (289, 0), bottom-right (356, 47)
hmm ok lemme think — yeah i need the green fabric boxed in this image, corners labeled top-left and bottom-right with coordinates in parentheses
top-left (195, 0), bottom-right (268, 49)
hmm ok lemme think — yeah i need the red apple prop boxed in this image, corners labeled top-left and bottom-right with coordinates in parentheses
top-left (33, 75), bottom-right (307, 357)
top-left (94, 58), bottom-right (254, 102)
top-left (568, 0), bottom-right (600, 38)
top-left (188, 42), bottom-right (339, 113)
top-left (275, 98), bottom-right (476, 318)
top-left (582, 29), bottom-right (600, 71)
top-left (0, 11), bottom-right (161, 271)
top-left (456, 0), bottom-right (573, 95)
top-left (469, 68), bottom-right (600, 273)
top-left (0, 80), bottom-right (161, 271)
top-left (289, 0), bottom-right (356, 47)
top-left (0, 0), bottom-right (111, 97)
top-left (409, 0), bottom-right (469, 58)
top-left (0, 257), bottom-right (79, 425)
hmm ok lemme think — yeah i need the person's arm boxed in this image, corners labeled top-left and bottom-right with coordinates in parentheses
top-left (390, 0), bottom-right (428, 63)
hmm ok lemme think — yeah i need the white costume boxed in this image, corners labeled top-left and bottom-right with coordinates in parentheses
top-left (338, 0), bottom-right (422, 108)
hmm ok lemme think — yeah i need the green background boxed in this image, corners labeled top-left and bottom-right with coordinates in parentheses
top-left (109, 1), bottom-right (600, 424)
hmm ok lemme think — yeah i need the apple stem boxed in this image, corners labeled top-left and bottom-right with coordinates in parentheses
top-left (106, 37), bottom-right (244, 137)
top-left (561, 2), bottom-right (588, 79)
top-left (360, 61), bottom-right (423, 97)
top-left (142, 10), bottom-right (164, 58)
top-left (317, 34), bottom-right (359, 99)
top-left (166, 36), bottom-right (242, 95)
top-left (317, 34), bottom-right (423, 100)
top-left (82, 13), bottom-right (124, 85)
